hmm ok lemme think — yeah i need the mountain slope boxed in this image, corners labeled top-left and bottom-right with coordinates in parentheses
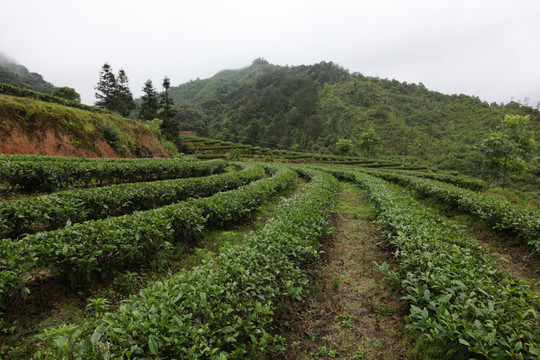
top-left (165, 60), bottom-right (539, 173)
top-left (0, 53), bottom-right (55, 94)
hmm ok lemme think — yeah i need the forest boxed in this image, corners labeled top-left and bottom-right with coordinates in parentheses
top-left (162, 59), bottom-right (539, 178)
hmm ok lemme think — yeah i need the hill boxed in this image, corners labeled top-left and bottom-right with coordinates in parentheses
top-left (0, 53), bottom-right (55, 94)
top-left (0, 91), bottom-right (168, 158)
top-left (165, 59), bottom-right (540, 174)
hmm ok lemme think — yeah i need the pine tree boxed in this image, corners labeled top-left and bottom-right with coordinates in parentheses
top-left (95, 63), bottom-right (135, 116)
top-left (95, 63), bottom-right (117, 111)
top-left (158, 76), bottom-right (179, 142)
top-left (116, 69), bottom-right (136, 117)
top-left (139, 79), bottom-right (159, 120)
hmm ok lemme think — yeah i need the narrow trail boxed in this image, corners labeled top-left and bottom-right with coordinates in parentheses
top-left (274, 182), bottom-right (406, 360)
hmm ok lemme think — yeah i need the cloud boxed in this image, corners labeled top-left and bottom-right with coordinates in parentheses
top-left (1, 0), bottom-right (539, 106)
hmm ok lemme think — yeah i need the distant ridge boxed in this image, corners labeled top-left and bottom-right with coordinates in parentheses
top-left (160, 59), bottom-right (539, 174)
top-left (0, 52), bottom-right (55, 94)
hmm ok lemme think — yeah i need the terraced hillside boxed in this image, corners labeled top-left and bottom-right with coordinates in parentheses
top-left (0, 156), bottom-right (538, 359)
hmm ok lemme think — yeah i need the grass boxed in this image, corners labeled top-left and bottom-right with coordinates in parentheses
top-left (273, 182), bottom-right (406, 359)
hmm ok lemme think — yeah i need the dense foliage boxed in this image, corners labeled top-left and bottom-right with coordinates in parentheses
top-left (323, 166), bottom-right (539, 359)
top-left (0, 153), bottom-right (537, 358)
top-left (0, 156), bottom-right (223, 192)
top-left (32, 167), bottom-right (339, 358)
top-left (0, 165), bottom-right (293, 310)
top-left (364, 168), bottom-right (540, 252)
top-left (51, 86), bottom-right (81, 103)
top-left (479, 114), bottom-right (538, 187)
top-left (162, 60), bottom-right (539, 175)
top-left (382, 168), bottom-right (487, 191)
top-left (0, 162), bottom-right (268, 238)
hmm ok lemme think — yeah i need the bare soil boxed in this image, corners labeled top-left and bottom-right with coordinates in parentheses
top-left (0, 115), bottom-right (168, 158)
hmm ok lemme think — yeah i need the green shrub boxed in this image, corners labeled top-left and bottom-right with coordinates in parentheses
top-left (226, 149), bottom-right (242, 161)
top-left (101, 123), bottom-right (121, 152)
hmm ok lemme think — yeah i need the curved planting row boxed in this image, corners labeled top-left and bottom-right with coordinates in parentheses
top-left (0, 166), bottom-right (297, 312)
top-left (0, 164), bottom-right (265, 239)
top-left (380, 168), bottom-right (486, 191)
top-left (0, 158), bottom-right (225, 192)
top-left (364, 168), bottom-right (540, 252)
top-left (325, 167), bottom-right (539, 359)
top-left (33, 168), bottom-right (340, 359)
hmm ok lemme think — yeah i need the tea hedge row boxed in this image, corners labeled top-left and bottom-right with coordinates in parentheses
top-left (0, 166), bottom-right (297, 312)
top-left (0, 154), bottom-right (199, 164)
top-left (380, 168), bottom-right (487, 191)
top-left (33, 167), bottom-right (340, 359)
top-left (325, 167), bottom-right (539, 359)
top-left (0, 165), bottom-right (265, 238)
top-left (364, 168), bottom-right (540, 252)
top-left (0, 158), bottom-right (226, 192)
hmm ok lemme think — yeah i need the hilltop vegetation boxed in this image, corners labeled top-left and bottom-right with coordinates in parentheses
top-left (0, 53), bottom-right (55, 94)
top-left (164, 59), bottom-right (539, 176)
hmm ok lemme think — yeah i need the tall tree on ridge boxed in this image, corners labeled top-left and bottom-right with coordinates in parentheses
top-left (116, 69), bottom-right (136, 117)
top-left (139, 79), bottom-right (160, 120)
top-left (159, 76), bottom-right (180, 143)
top-left (95, 63), bottom-right (135, 116)
top-left (95, 63), bottom-right (117, 111)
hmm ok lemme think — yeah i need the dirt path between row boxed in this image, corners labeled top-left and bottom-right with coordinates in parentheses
top-left (272, 183), bottom-right (406, 360)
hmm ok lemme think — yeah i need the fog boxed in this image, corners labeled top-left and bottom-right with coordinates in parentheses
top-left (1, 0), bottom-right (539, 106)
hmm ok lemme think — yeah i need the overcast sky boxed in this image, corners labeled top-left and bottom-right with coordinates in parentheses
top-left (1, 0), bottom-right (539, 106)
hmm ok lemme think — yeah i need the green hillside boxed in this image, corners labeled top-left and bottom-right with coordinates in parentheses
top-left (0, 87), bottom-right (168, 158)
top-left (165, 59), bottom-right (540, 175)
top-left (0, 53), bottom-right (55, 94)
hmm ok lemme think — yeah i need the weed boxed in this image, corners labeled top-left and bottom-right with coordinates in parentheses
top-left (331, 277), bottom-right (340, 291)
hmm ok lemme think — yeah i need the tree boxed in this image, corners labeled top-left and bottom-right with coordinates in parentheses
top-left (358, 127), bottom-right (381, 158)
top-left (158, 76), bottom-right (180, 144)
top-left (139, 79), bottom-right (160, 120)
top-left (52, 87), bottom-right (81, 102)
top-left (335, 138), bottom-right (353, 155)
top-left (95, 63), bottom-right (117, 111)
top-left (115, 69), bottom-right (135, 117)
top-left (159, 77), bottom-right (176, 120)
top-left (479, 114), bottom-right (537, 188)
top-left (95, 63), bottom-right (135, 116)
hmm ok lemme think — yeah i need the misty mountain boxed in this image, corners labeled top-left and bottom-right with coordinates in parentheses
top-left (162, 59), bottom-right (539, 173)
top-left (0, 52), bottom-right (55, 94)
